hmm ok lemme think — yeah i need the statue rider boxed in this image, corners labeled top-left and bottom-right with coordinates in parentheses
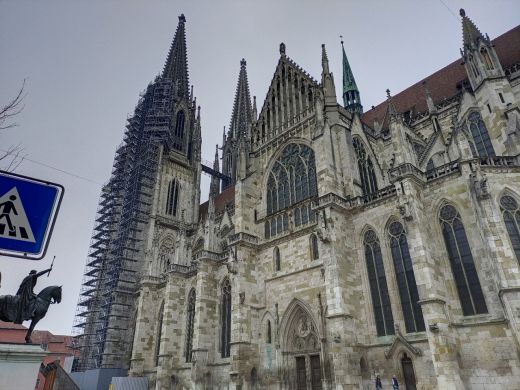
top-left (15, 267), bottom-right (52, 324)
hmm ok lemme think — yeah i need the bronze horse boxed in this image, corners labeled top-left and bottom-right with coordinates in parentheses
top-left (0, 285), bottom-right (62, 343)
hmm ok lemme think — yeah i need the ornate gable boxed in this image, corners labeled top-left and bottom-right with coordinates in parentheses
top-left (252, 44), bottom-right (320, 146)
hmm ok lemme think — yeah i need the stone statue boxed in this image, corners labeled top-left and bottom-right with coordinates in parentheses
top-left (0, 266), bottom-right (62, 343)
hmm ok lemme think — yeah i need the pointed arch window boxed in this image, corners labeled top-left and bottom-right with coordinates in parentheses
top-left (353, 138), bottom-right (378, 197)
top-left (364, 229), bottom-right (394, 336)
top-left (266, 320), bottom-right (272, 344)
top-left (310, 234), bottom-right (319, 261)
top-left (480, 48), bottom-right (494, 70)
top-left (274, 247), bottom-right (281, 271)
top-left (220, 279), bottom-right (232, 358)
top-left (469, 55), bottom-right (480, 77)
top-left (185, 289), bottom-right (196, 363)
top-left (439, 205), bottom-right (487, 315)
top-left (173, 111), bottom-right (185, 151)
top-left (388, 222), bottom-right (425, 333)
top-left (467, 112), bottom-right (495, 158)
top-left (166, 179), bottom-right (180, 216)
top-left (155, 302), bottom-right (164, 366)
top-left (266, 143), bottom-right (317, 215)
top-left (500, 195), bottom-right (520, 262)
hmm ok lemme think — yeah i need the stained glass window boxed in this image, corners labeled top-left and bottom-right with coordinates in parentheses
top-left (439, 205), bottom-right (488, 315)
top-left (353, 138), bottom-right (378, 197)
top-left (185, 289), bottom-right (196, 362)
top-left (364, 229), bottom-right (394, 336)
top-left (388, 222), bottom-right (425, 333)
top-left (467, 112), bottom-right (495, 158)
top-left (220, 279), bottom-right (232, 358)
top-left (500, 195), bottom-right (520, 262)
top-left (266, 144), bottom-right (317, 216)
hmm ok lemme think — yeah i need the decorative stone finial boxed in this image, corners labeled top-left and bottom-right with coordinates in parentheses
top-left (386, 89), bottom-right (391, 99)
top-left (459, 8), bottom-right (465, 17)
top-left (240, 58), bottom-right (246, 67)
top-left (279, 42), bottom-right (286, 56)
top-left (179, 14), bottom-right (186, 23)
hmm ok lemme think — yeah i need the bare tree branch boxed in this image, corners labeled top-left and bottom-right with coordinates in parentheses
top-left (0, 144), bottom-right (26, 171)
top-left (1, 80), bottom-right (27, 171)
top-left (0, 79), bottom-right (27, 130)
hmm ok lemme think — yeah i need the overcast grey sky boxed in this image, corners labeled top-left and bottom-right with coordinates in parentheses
top-left (0, 0), bottom-right (518, 335)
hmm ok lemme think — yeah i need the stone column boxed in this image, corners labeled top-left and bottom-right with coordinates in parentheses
top-left (229, 244), bottom-right (258, 390)
top-left (400, 179), bottom-right (464, 390)
top-left (156, 274), bottom-right (186, 390)
top-left (191, 258), bottom-right (218, 388)
top-left (319, 206), bottom-right (363, 389)
top-left (130, 277), bottom-right (161, 377)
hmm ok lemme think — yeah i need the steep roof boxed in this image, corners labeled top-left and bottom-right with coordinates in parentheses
top-left (198, 186), bottom-right (235, 222)
top-left (361, 25), bottom-right (520, 128)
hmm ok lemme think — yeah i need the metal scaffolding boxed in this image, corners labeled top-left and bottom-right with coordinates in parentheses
top-left (72, 77), bottom-right (183, 370)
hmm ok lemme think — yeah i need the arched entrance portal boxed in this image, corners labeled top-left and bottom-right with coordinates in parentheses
top-left (401, 353), bottom-right (417, 390)
top-left (280, 300), bottom-right (323, 390)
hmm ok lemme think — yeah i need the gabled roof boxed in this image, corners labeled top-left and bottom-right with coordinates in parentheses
top-left (361, 25), bottom-right (520, 128)
top-left (198, 186), bottom-right (235, 221)
top-left (257, 46), bottom-right (319, 121)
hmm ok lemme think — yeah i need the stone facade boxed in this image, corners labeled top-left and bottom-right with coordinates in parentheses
top-left (90, 10), bottom-right (520, 390)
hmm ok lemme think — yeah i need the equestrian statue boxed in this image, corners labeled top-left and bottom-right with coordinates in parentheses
top-left (0, 264), bottom-right (62, 343)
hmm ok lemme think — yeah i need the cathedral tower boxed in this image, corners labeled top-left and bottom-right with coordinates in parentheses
top-left (73, 14), bottom-right (199, 372)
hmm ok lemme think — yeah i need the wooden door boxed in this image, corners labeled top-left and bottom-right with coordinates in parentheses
top-left (401, 354), bottom-right (417, 390)
top-left (296, 356), bottom-right (307, 390)
top-left (310, 355), bottom-right (323, 390)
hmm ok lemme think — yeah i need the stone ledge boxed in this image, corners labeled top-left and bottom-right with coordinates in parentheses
top-left (0, 342), bottom-right (49, 362)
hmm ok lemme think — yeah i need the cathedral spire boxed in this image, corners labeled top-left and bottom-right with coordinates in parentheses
top-left (163, 14), bottom-right (190, 99)
top-left (321, 44), bottom-right (337, 107)
top-left (210, 144), bottom-right (220, 197)
top-left (229, 59), bottom-right (253, 140)
top-left (341, 38), bottom-right (363, 114)
top-left (459, 9), bottom-right (503, 91)
top-left (460, 8), bottom-right (488, 51)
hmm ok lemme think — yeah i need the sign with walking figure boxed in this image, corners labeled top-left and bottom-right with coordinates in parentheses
top-left (0, 171), bottom-right (64, 260)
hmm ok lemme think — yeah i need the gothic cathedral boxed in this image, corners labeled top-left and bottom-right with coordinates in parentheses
top-left (75, 10), bottom-right (520, 390)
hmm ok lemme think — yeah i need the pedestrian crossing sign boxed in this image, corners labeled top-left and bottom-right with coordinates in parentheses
top-left (0, 171), bottom-right (64, 260)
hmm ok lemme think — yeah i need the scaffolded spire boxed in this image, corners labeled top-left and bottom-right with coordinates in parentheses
top-left (229, 59), bottom-right (253, 140)
top-left (341, 38), bottom-right (363, 114)
top-left (163, 14), bottom-right (190, 99)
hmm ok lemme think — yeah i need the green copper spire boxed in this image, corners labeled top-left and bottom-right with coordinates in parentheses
top-left (341, 38), bottom-right (363, 114)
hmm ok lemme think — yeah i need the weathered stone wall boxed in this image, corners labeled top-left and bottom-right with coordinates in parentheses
top-left (129, 19), bottom-right (520, 390)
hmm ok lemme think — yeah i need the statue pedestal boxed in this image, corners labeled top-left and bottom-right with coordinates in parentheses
top-left (0, 342), bottom-right (49, 390)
